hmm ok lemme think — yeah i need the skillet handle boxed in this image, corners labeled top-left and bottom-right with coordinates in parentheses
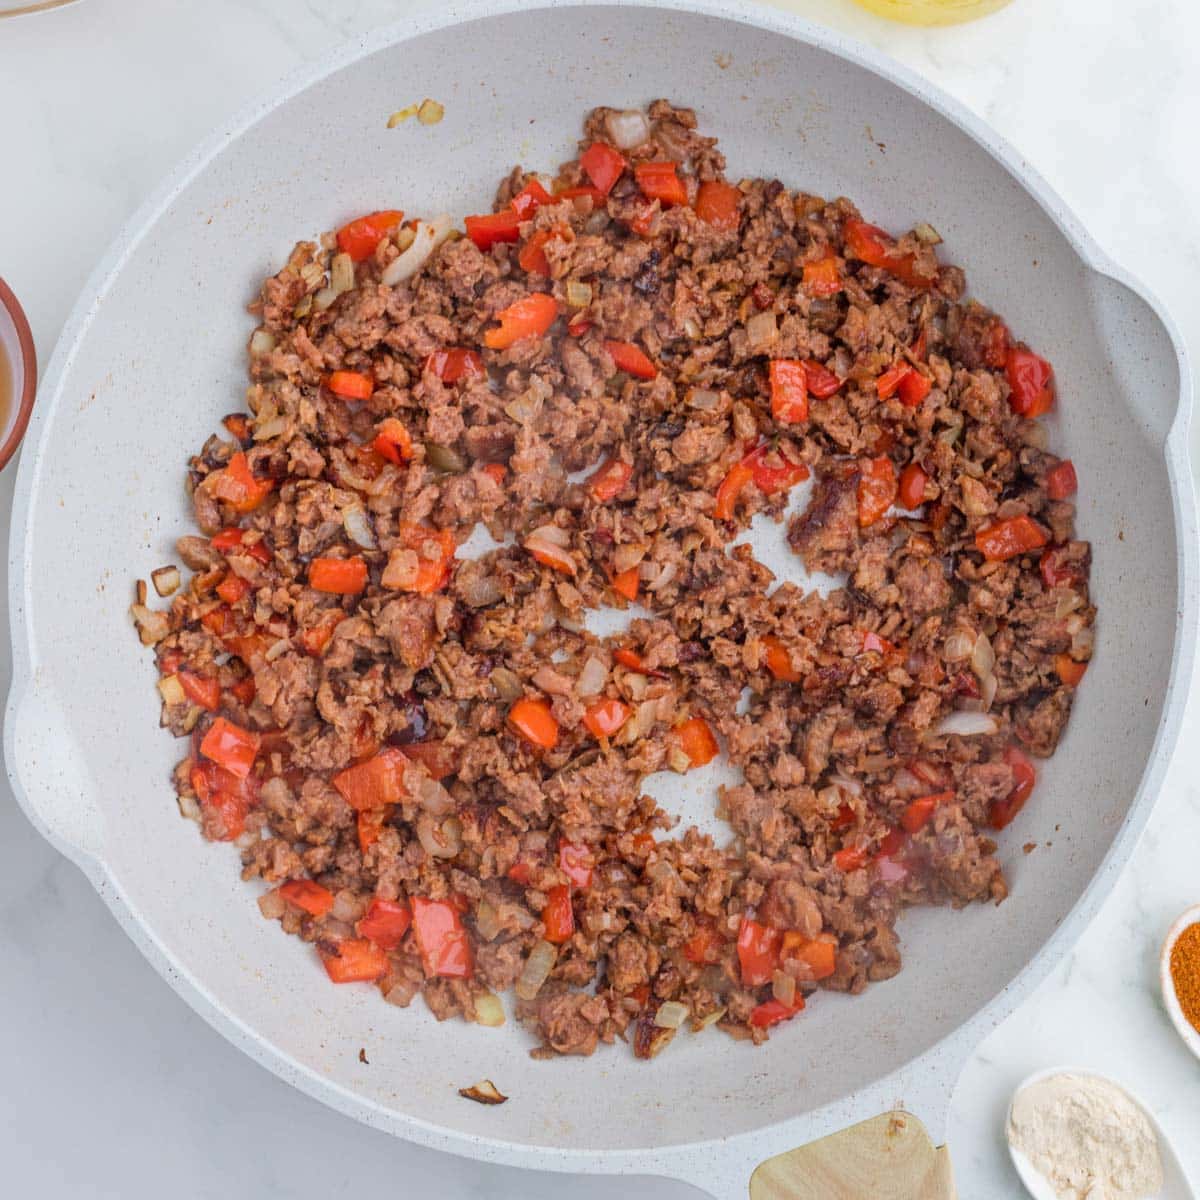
top-left (748, 1112), bottom-right (957, 1200)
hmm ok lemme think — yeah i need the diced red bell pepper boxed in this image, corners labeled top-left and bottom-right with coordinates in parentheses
top-left (582, 697), bottom-right (631, 740)
top-left (566, 314), bottom-right (593, 338)
top-left (843, 218), bottom-right (936, 289)
top-left (510, 178), bottom-right (554, 220)
top-left (297, 609), bottom-right (343, 657)
top-left (321, 938), bottom-right (389, 984)
top-left (589, 457), bottom-right (634, 501)
top-left (464, 209), bottom-right (522, 251)
top-left (401, 739), bottom-right (458, 781)
top-left (876, 827), bottom-right (907, 859)
top-left (749, 996), bottom-right (806, 1029)
top-left (1039, 544), bottom-right (1084, 590)
top-left (326, 370), bottom-right (375, 401)
top-left (230, 676), bottom-right (256, 706)
top-left (859, 629), bottom-right (901, 659)
top-left (332, 746), bottom-right (409, 811)
top-left (508, 697), bottom-right (559, 751)
top-left (831, 803), bottom-right (856, 832)
top-left (714, 458), bottom-right (755, 521)
top-left (411, 896), bottom-right (474, 978)
top-left (178, 669), bottom-right (221, 712)
top-left (990, 746), bottom-right (1037, 830)
top-left (356, 808), bottom-right (385, 854)
top-left (559, 842), bottom-right (593, 889)
top-left (736, 915), bottom-right (782, 986)
top-left (675, 716), bottom-right (718, 768)
top-left (280, 879), bottom-right (334, 917)
top-left (556, 184), bottom-right (607, 206)
top-left (833, 844), bottom-right (870, 872)
top-left (426, 348), bottom-right (486, 384)
top-left (746, 444), bottom-right (809, 496)
top-left (199, 716), bottom-right (260, 780)
top-left (190, 758), bottom-right (259, 841)
top-left (507, 860), bottom-right (534, 887)
top-left (635, 161), bottom-right (688, 207)
top-left (216, 571), bottom-right (250, 605)
top-left (223, 413), bottom-right (251, 442)
top-left (480, 462), bottom-right (507, 486)
top-left (1006, 345), bottom-right (1055, 417)
top-left (857, 456), bottom-right (897, 527)
top-left (611, 567), bottom-right (639, 603)
top-left (694, 180), bottom-right (742, 231)
top-left (518, 228), bottom-right (555, 276)
top-left (802, 359), bottom-right (843, 398)
top-left (309, 556), bottom-right (368, 595)
top-left (897, 369), bottom-right (932, 408)
top-left (762, 634), bottom-right (801, 683)
top-left (579, 142), bottom-right (627, 196)
top-left (210, 528), bottom-right (272, 564)
top-left (356, 898), bottom-right (412, 950)
top-left (801, 254), bottom-right (842, 298)
top-left (683, 924), bottom-right (722, 964)
top-left (484, 292), bottom-right (558, 350)
top-left (769, 359), bottom-right (809, 424)
top-left (336, 210), bottom-right (403, 262)
top-left (604, 339), bottom-right (657, 380)
top-left (1055, 653), bottom-right (1087, 687)
top-left (372, 418), bottom-right (414, 465)
top-left (900, 790), bottom-right (954, 834)
top-left (1045, 460), bottom-right (1078, 500)
top-left (876, 362), bottom-right (914, 400)
top-left (209, 452), bottom-right (274, 515)
top-left (541, 884), bottom-right (575, 944)
top-left (394, 524), bottom-right (456, 594)
top-left (614, 647), bottom-right (667, 677)
top-left (975, 515), bottom-right (1049, 562)
top-left (525, 535), bottom-right (576, 576)
top-left (898, 462), bottom-right (928, 510)
top-left (781, 932), bottom-right (838, 982)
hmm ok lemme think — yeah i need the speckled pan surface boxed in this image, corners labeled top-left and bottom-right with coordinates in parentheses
top-left (5, 1), bottom-right (1196, 1196)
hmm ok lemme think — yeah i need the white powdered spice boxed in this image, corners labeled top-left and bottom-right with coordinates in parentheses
top-left (1008, 1073), bottom-right (1163, 1200)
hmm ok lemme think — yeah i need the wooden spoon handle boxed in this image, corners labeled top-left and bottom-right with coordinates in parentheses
top-left (749, 1111), bottom-right (957, 1200)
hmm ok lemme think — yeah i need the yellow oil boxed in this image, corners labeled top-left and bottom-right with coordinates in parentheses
top-left (851, 0), bottom-right (1012, 25)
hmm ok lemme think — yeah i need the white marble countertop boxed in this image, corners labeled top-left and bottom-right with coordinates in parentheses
top-left (2, 0), bottom-right (1198, 1195)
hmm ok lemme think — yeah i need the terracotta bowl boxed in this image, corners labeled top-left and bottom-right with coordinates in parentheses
top-left (0, 278), bottom-right (36, 471)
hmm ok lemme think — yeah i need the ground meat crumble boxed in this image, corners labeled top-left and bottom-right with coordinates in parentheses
top-left (134, 102), bottom-right (1094, 1059)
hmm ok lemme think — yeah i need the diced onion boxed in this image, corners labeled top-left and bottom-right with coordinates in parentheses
top-left (566, 281), bottom-right (592, 308)
top-left (459, 1078), bottom-right (508, 1104)
top-left (177, 792), bottom-right (202, 822)
top-left (1071, 626), bottom-right (1094, 658)
top-left (258, 889), bottom-right (287, 920)
top-left (331, 890), bottom-right (364, 923)
top-left (253, 415), bottom-right (288, 442)
top-left (971, 632), bottom-right (995, 679)
top-left (475, 900), bottom-right (502, 942)
top-left (687, 388), bottom-right (720, 411)
top-left (417, 813), bottom-right (461, 858)
top-left (745, 311), bottom-right (778, 351)
top-left (473, 994), bottom-right (506, 1028)
top-left (130, 604), bottom-right (171, 645)
top-left (330, 252), bottom-right (355, 296)
top-left (249, 328), bottom-right (277, 356)
top-left (343, 505), bottom-right (377, 550)
top-left (943, 631), bottom-right (974, 661)
top-left (151, 565), bottom-right (180, 597)
top-left (529, 522), bottom-right (570, 547)
top-left (654, 1000), bottom-right (690, 1029)
top-left (830, 773), bottom-right (863, 797)
top-left (158, 674), bottom-right (186, 706)
top-left (772, 970), bottom-right (796, 1007)
top-left (516, 939), bottom-right (557, 1001)
top-left (577, 656), bottom-right (608, 697)
top-left (1055, 592), bottom-right (1083, 620)
top-left (415, 773), bottom-right (455, 817)
top-left (387, 104), bottom-right (418, 127)
top-left (604, 108), bottom-right (651, 150)
top-left (381, 214), bottom-right (453, 286)
top-left (934, 711), bottom-right (1000, 737)
top-left (913, 222), bottom-right (942, 245)
top-left (417, 98), bottom-right (445, 126)
top-left (980, 671), bottom-right (998, 711)
top-left (695, 1006), bottom-right (727, 1030)
top-left (645, 561), bottom-right (678, 593)
top-left (613, 542), bottom-right (647, 573)
top-left (425, 443), bottom-right (467, 473)
top-left (265, 638), bottom-right (291, 662)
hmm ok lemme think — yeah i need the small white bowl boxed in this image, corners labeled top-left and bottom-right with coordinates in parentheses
top-left (1006, 1066), bottom-right (1195, 1200)
top-left (1161, 904), bottom-right (1200, 1061)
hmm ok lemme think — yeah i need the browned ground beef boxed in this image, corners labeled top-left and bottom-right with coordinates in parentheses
top-left (137, 102), bottom-right (1094, 1058)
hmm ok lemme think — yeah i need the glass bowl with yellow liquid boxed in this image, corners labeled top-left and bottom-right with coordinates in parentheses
top-left (853, 0), bottom-right (1012, 25)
